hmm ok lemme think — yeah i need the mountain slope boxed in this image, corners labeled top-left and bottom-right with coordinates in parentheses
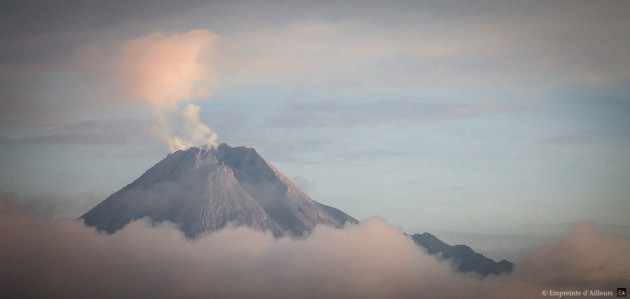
top-left (81, 144), bottom-right (357, 237)
top-left (411, 232), bottom-right (514, 276)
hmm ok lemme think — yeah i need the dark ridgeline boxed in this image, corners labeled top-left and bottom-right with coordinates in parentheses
top-left (81, 143), bottom-right (513, 276)
top-left (411, 232), bottom-right (513, 276)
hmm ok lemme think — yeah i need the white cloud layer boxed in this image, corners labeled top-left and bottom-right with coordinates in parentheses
top-left (1, 195), bottom-right (628, 299)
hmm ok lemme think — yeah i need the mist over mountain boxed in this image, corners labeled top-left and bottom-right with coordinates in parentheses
top-left (411, 232), bottom-right (513, 276)
top-left (81, 143), bottom-right (512, 276)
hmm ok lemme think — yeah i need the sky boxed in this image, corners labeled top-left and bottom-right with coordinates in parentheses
top-left (1, 0), bottom-right (629, 254)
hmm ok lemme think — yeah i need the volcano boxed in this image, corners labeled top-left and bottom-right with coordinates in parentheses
top-left (81, 143), bottom-right (357, 237)
top-left (81, 143), bottom-right (513, 276)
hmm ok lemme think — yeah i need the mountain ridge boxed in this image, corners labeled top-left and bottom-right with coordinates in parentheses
top-left (411, 232), bottom-right (514, 276)
top-left (81, 143), bottom-right (513, 276)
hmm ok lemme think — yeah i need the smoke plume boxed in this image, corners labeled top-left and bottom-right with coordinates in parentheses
top-left (0, 194), bottom-right (628, 299)
top-left (113, 30), bottom-right (218, 152)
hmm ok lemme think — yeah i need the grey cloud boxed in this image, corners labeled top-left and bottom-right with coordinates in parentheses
top-left (325, 149), bottom-right (414, 165)
top-left (220, 98), bottom-right (534, 165)
top-left (0, 118), bottom-right (159, 150)
top-left (199, 109), bottom-right (336, 162)
top-left (542, 133), bottom-right (598, 146)
top-left (253, 138), bottom-right (336, 164)
top-left (213, 1), bottom-right (630, 90)
top-left (0, 1), bottom-right (201, 38)
top-left (3, 1), bottom-right (629, 89)
top-left (517, 223), bottom-right (630, 289)
top-left (0, 77), bottom-right (68, 123)
top-left (2, 191), bottom-right (104, 221)
top-left (269, 99), bottom-right (533, 128)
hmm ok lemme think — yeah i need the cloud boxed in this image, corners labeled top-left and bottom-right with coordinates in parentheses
top-left (113, 30), bottom-right (216, 109)
top-left (214, 1), bottom-right (630, 92)
top-left (1, 28), bottom-right (221, 152)
top-left (0, 118), bottom-right (153, 147)
top-left (3, 1), bottom-right (629, 150)
top-left (1, 194), bottom-right (628, 299)
top-left (1, 28), bottom-right (222, 152)
top-left (269, 99), bottom-right (534, 128)
top-left (542, 133), bottom-right (598, 146)
top-left (105, 30), bottom-right (219, 152)
top-left (517, 223), bottom-right (630, 289)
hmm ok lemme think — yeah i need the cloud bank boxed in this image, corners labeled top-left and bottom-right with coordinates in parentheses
top-left (1, 195), bottom-right (628, 299)
top-left (106, 30), bottom-right (219, 152)
top-left (518, 223), bottom-right (630, 289)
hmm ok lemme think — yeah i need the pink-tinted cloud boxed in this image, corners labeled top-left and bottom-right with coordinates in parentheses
top-left (77, 30), bottom-right (220, 152)
top-left (0, 194), bottom-right (628, 299)
top-left (517, 222), bottom-right (630, 289)
top-left (114, 30), bottom-right (216, 110)
top-left (113, 30), bottom-right (219, 152)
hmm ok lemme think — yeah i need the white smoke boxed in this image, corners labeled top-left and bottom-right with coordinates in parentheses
top-left (152, 103), bottom-right (218, 153)
top-left (112, 30), bottom-right (219, 152)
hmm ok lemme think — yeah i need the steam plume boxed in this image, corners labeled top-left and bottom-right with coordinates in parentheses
top-left (113, 30), bottom-right (218, 152)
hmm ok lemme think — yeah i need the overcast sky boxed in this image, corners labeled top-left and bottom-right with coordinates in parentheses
top-left (1, 0), bottom-right (629, 243)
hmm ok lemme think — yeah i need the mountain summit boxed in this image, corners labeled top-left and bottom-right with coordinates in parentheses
top-left (81, 143), bottom-right (357, 237)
